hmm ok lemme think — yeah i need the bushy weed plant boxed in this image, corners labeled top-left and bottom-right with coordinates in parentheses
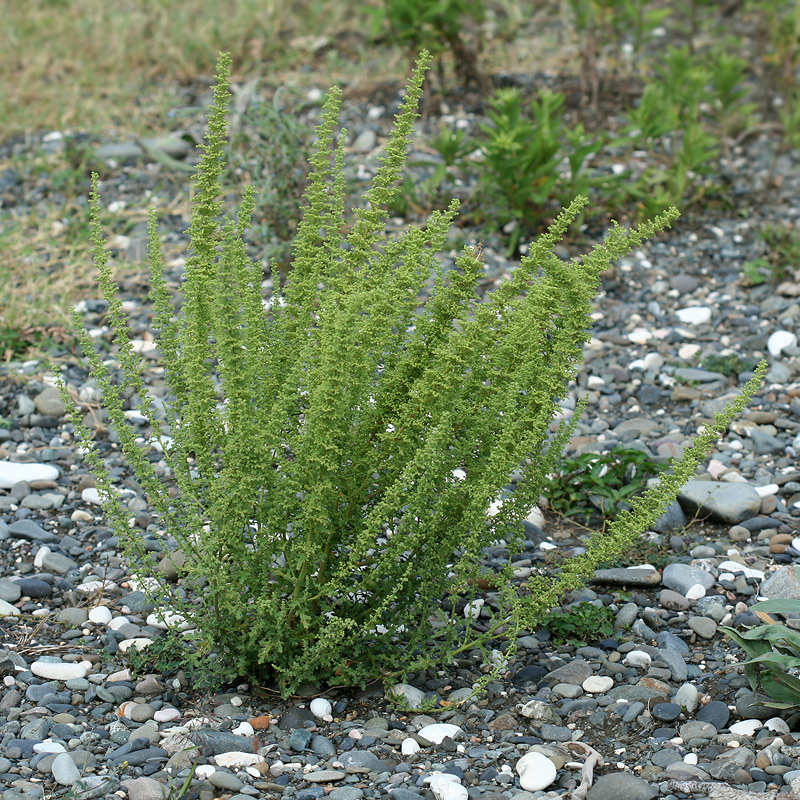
top-left (58, 51), bottom-right (766, 696)
top-left (546, 601), bottom-right (615, 645)
top-left (544, 446), bottom-right (665, 522)
top-left (722, 589), bottom-right (800, 710)
top-left (476, 87), bottom-right (621, 255)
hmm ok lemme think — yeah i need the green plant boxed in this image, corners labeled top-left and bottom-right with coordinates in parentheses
top-left (623, 46), bottom-right (722, 216)
top-left (742, 223), bottom-right (800, 287)
top-left (546, 601), bottom-right (615, 644)
top-left (700, 352), bottom-right (761, 377)
top-left (544, 446), bottom-right (665, 522)
top-left (476, 87), bottom-right (619, 255)
top-left (371, 0), bottom-right (485, 88)
top-left (392, 124), bottom-right (474, 215)
top-left (722, 591), bottom-right (800, 709)
top-left (57, 50), bottom-right (767, 697)
top-left (779, 86), bottom-right (800, 152)
top-left (227, 88), bottom-right (312, 273)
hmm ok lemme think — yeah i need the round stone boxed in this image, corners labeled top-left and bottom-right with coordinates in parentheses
top-left (516, 751), bottom-right (557, 792)
top-left (582, 675), bottom-right (614, 693)
top-left (208, 771), bottom-right (243, 791)
top-left (674, 684), bottom-right (700, 713)
top-left (388, 683), bottom-right (426, 710)
top-left (768, 330), bottom-right (797, 357)
top-left (586, 772), bottom-right (658, 800)
top-left (309, 697), bottom-right (332, 719)
top-left (652, 703), bottom-right (681, 722)
top-left (687, 616), bottom-right (717, 639)
top-left (623, 651), bottom-right (652, 669)
top-left (51, 753), bottom-right (81, 786)
top-left (429, 774), bottom-right (468, 800)
top-left (88, 606), bottom-right (113, 624)
top-left (696, 699), bottom-right (730, 729)
top-left (675, 306), bottom-right (711, 325)
top-left (679, 720), bottom-right (717, 740)
top-left (402, 738), bottom-right (420, 756)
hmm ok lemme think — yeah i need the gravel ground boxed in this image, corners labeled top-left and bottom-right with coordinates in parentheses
top-left (3, 76), bottom-right (800, 800)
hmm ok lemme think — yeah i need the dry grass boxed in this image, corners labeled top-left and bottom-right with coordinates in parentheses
top-left (0, 0), bottom-right (555, 358)
top-left (1, 0), bottom-right (378, 136)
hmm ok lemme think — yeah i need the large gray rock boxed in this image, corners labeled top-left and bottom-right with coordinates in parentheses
top-left (586, 772), bottom-right (657, 800)
top-left (759, 566), bottom-right (800, 600)
top-left (652, 500), bottom-right (687, 533)
top-left (677, 480), bottom-right (761, 524)
top-left (662, 563), bottom-right (714, 596)
top-left (543, 659), bottom-right (592, 686)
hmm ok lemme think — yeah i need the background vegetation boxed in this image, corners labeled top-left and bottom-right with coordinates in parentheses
top-left (3, 0), bottom-right (799, 355)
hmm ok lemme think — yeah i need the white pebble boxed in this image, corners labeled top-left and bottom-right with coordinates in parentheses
top-left (310, 697), bottom-right (332, 719)
top-left (756, 484), bottom-right (779, 498)
top-left (417, 723), bottom-right (462, 744)
top-left (729, 719), bottom-right (763, 736)
top-left (582, 675), bottom-right (614, 693)
top-left (118, 638), bottom-right (153, 653)
top-left (678, 344), bottom-right (702, 360)
top-left (768, 330), bottom-right (797, 357)
top-left (214, 751), bottom-right (262, 768)
top-left (683, 753), bottom-right (698, 765)
top-left (685, 584), bottom-right (706, 601)
top-left (623, 651), bottom-right (652, 669)
top-left (429, 774), bottom-right (468, 800)
top-left (146, 610), bottom-right (193, 631)
top-left (88, 606), bottom-right (113, 624)
top-left (675, 306), bottom-right (712, 325)
top-left (33, 741), bottom-right (67, 753)
top-left (195, 765), bottom-right (216, 779)
top-left (765, 717), bottom-right (791, 734)
top-left (402, 738), bottom-right (421, 756)
top-left (33, 546), bottom-right (50, 568)
top-left (81, 487), bottom-right (103, 505)
top-left (77, 580), bottom-right (117, 593)
top-left (154, 708), bottom-right (181, 723)
top-left (516, 751), bottom-right (557, 791)
top-left (707, 460), bottom-right (727, 479)
top-left (464, 599), bottom-right (485, 620)
top-left (232, 721), bottom-right (254, 736)
top-left (0, 461), bottom-right (59, 489)
top-left (526, 506), bottom-right (545, 527)
top-left (628, 328), bottom-right (652, 344)
top-left (30, 660), bottom-right (87, 681)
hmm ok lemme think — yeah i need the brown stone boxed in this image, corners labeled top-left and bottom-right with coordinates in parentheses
top-left (488, 712), bottom-right (518, 730)
top-left (248, 715), bottom-right (273, 730)
top-left (28, 480), bottom-right (58, 490)
top-left (744, 410), bottom-right (778, 423)
top-left (761, 496), bottom-right (778, 514)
